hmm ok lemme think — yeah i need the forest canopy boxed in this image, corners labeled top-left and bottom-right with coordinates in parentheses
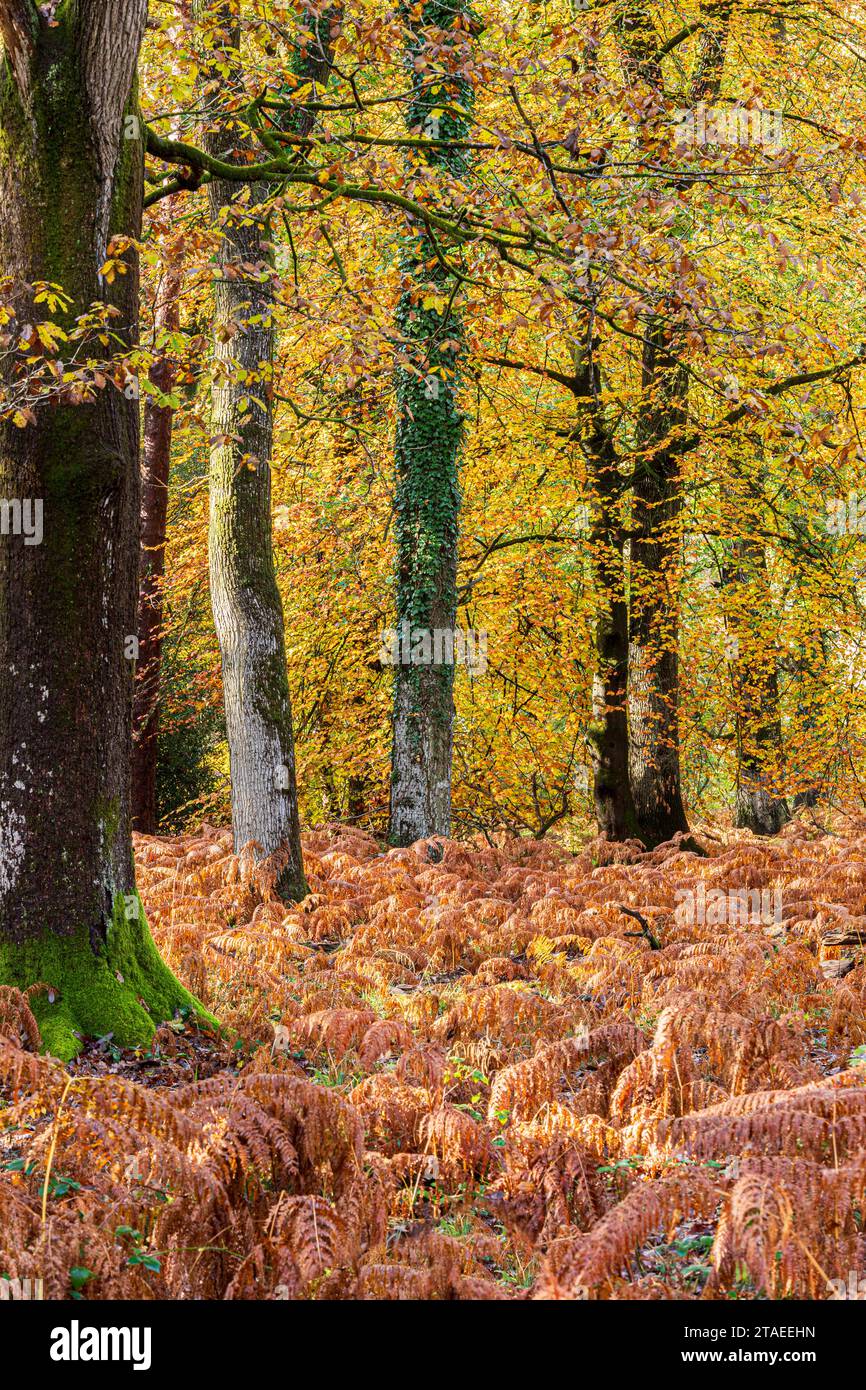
top-left (134, 0), bottom-right (866, 842)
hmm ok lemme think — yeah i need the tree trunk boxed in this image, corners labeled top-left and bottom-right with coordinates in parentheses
top-left (617, 4), bottom-right (731, 848)
top-left (199, 1), bottom-right (338, 900)
top-left (388, 0), bottom-right (472, 846)
top-left (627, 323), bottom-right (691, 846)
top-left (575, 342), bottom-right (642, 841)
top-left (562, 16), bottom-right (642, 844)
top-left (389, 305), bottom-right (462, 844)
top-left (791, 630), bottom-right (826, 810)
top-left (0, 0), bottom-right (209, 1058)
top-left (783, 514), bottom-right (828, 812)
top-left (588, 506), bottom-right (641, 842)
top-left (205, 186), bottom-right (306, 898)
top-left (131, 251), bottom-right (182, 833)
top-left (722, 537), bottom-right (789, 834)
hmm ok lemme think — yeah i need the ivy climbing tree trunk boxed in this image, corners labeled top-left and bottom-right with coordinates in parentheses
top-left (132, 245), bottom-right (182, 833)
top-left (0, 0), bottom-right (210, 1059)
top-left (388, 0), bottom-right (473, 847)
top-left (198, 1), bottom-right (336, 899)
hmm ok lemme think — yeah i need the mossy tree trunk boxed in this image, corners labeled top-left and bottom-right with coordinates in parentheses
top-left (0, 0), bottom-right (210, 1059)
top-left (388, 0), bottom-right (473, 847)
top-left (198, 1), bottom-right (336, 899)
top-left (205, 185), bottom-right (307, 899)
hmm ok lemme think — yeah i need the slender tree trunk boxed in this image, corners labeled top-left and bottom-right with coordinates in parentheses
top-left (791, 627), bottom-right (827, 809)
top-left (783, 518), bottom-right (827, 811)
top-left (565, 17), bottom-right (642, 843)
top-left (721, 537), bottom-right (789, 833)
top-left (588, 502), bottom-right (640, 841)
top-left (575, 342), bottom-right (642, 840)
top-left (0, 0), bottom-right (208, 1058)
top-left (198, 1), bottom-right (336, 898)
top-left (617, 3), bottom-right (731, 848)
top-left (205, 183), bottom-right (306, 897)
top-left (389, 0), bottom-right (472, 846)
top-left (627, 322), bottom-right (691, 846)
top-left (132, 253), bottom-right (182, 832)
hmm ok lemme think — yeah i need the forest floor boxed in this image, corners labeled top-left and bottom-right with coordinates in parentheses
top-left (2, 813), bottom-right (866, 1299)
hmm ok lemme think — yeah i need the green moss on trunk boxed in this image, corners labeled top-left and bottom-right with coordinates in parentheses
top-left (0, 895), bottom-right (216, 1062)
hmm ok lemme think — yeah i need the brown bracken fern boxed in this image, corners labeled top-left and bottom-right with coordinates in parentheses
top-left (3, 815), bottom-right (866, 1299)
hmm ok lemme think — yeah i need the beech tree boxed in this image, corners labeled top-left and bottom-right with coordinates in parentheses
top-left (0, 0), bottom-right (208, 1057)
top-left (627, 317), bottom-right (693, 845)
top-left (4, 0), bottom-right (862, 1083)
top-left (614, 1), bottom-right (730, 847)
top-left (197, 0), bottom-right (321, 900)
top-left (578, 330), bottom-right (642, 842)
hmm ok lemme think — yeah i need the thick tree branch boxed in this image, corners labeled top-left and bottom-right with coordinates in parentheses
top-left (143, 124), bottom-right (568, 265)
top-left (658, 348), bottom-right (866, 466)
top-left (480, 353), bottom-right (579, 393)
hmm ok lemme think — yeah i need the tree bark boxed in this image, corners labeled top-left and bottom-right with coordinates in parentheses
top-left (198, 1), bottom-right (337, 899)
top-left (205, 196), bottom-right (306, 897)
top-left (0, 1), bottom-right (209, 1058)
top-left (131, 253), bottom-right (182, 833)
top-left (388, 0), bottom-right (473, 846)
top-left (588, 497), bottom-right (641, 841)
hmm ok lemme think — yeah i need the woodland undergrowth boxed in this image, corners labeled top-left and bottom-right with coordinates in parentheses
top-left (3, 814), bottom-right (866, 1300)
